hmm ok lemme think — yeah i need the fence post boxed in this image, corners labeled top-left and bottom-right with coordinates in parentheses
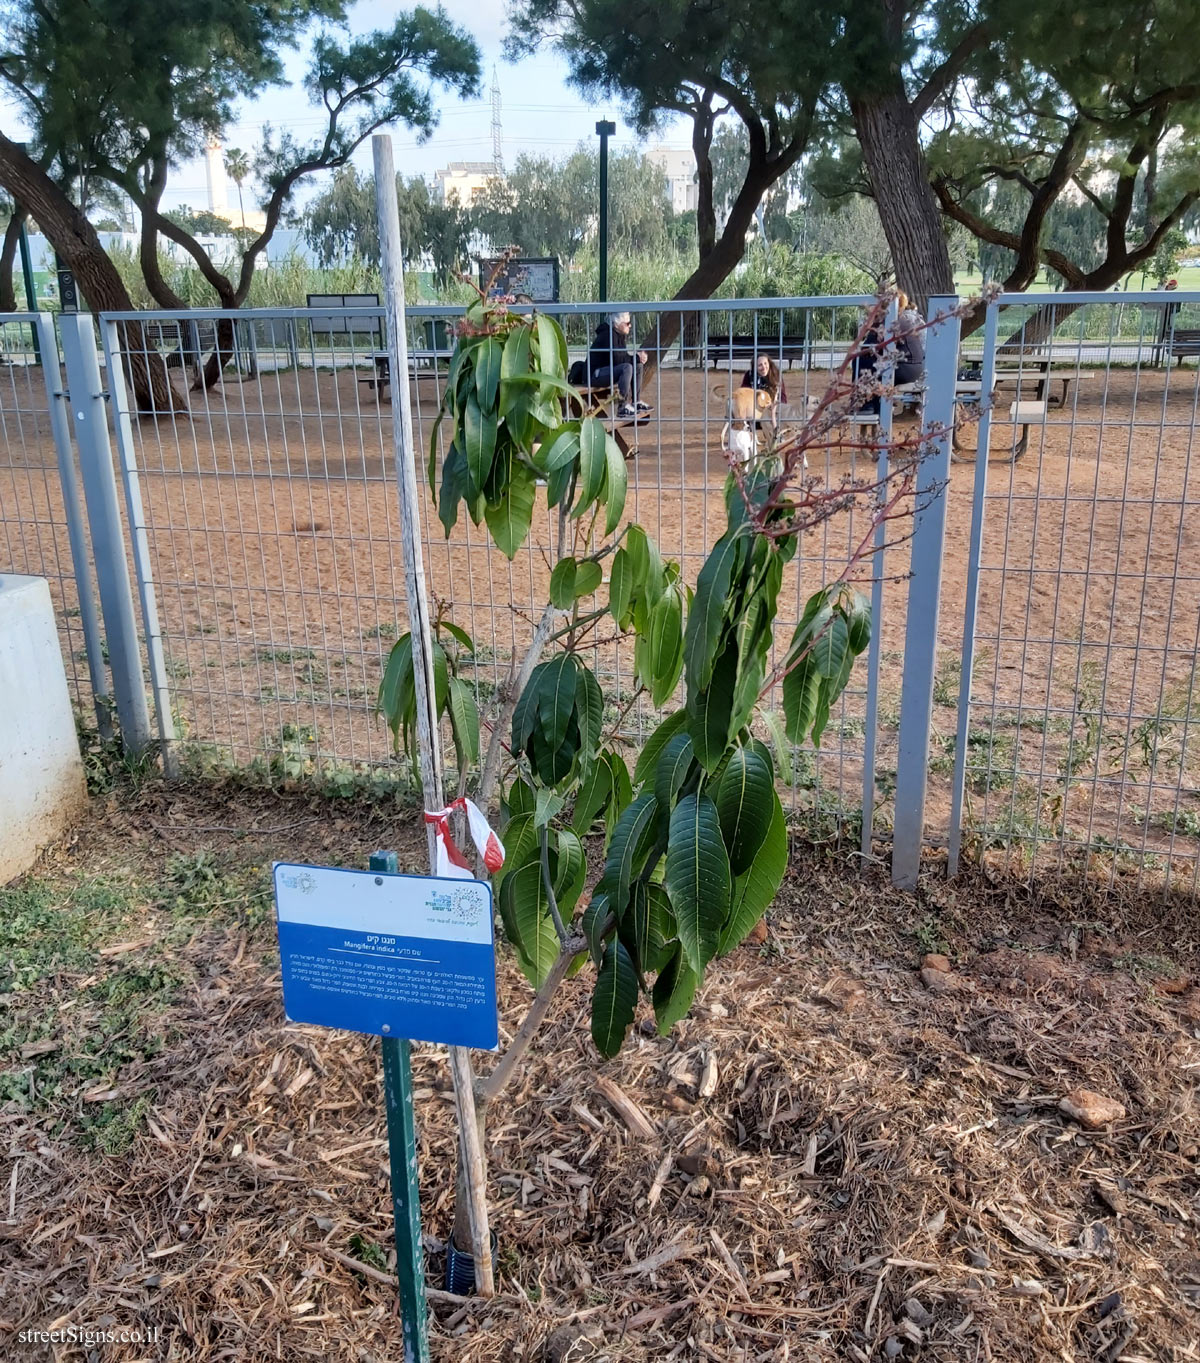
top-left (374, 133), bottom-right (495, 1297)
top-left (99, 320), bottom-right (178, 775)
top-left (58, 312), bottom-right (153, 756)
top-left (947, 300), bottom-right (1000, 875)
top-left (33, 312), bottom-right (113, 739)
top-left (892, 295), bottom-right (961, 889)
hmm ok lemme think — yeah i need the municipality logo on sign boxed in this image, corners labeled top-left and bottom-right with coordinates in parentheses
top-left (278, 870), bottom-right (317, 894)
top-left (426, 884), bottom-right (487, 928)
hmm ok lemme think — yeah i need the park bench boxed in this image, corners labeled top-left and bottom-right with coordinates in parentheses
top-left (706, 335), bottom-right (811, 370)
top-left (1163, 328), bottom-right (1200, 366)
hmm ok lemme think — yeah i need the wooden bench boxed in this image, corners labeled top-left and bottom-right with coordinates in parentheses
top-left (953, 381), bottom-right (1049, 462)
top-left (706, 336), bottom-right (810, 370)
top-left (1164, 329), bottom-right (1200, 365)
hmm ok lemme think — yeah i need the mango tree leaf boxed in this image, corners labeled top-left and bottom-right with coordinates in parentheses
top-left (714, 746), bottom-right (774, 874)
top-left (378, 632), bottom-right (415, 745)
top-left (534, 786), bottom-right (565, 829)
top-left (512, 666), bottom-right (545, 752)
top-left (446, 676), bottom-right (480, 769)
top-left (633, 709), bottom-right (690, 785)
top-left (549, 558), bottom-right (578, 609)
top-left (474, 336), bottom-right (502, 412)
top-left (573, 757), bottom-right (612, 835)
top-left (504, 779), bottom-right (536, 821)
top-left (546, 458), bottom-right (576, 511)
top-left (608, 546), bottom-right (634, 626)
top-left (644, 882), bottom-right (678, 973)
top-left (554, 828), bottom-right (586, 910)
top-left (499, 326), bottom-right (532, 415)
top-left (718, 791), bottom-right (787, 955)
top-left (537, 653), bottom-right (579, 752)
top-left (437, 444), bottom-right (468, 537)
top-left (684, 530), bottom-right (743, 692)
top-left (665, 793), bottom-right (730, 974)
top-left (438, 621), bottom-right (475, 654)
top-left (576, 416), bottom-right (608, 513)
top-left (782, 648), bottom-right (822, 746)
top-left (591, 940), bottom-right (639, 1058)
top-left (652, 944), bottom-right (699, 1035)
top-left (507, 861), bottom-right (561, 987)
top-left (687, 643), bottom-right (738, 771)
top-left (654, 731), bottom-right (695, 813)
top-left (583, 890), bottom-right (611, 962)
top-left (484, 459), bottom-right (537, 559)
top-left (462, 393), bottom-right (497, 495)
top-left (536, 422), bottom-right (581, 473)
top-left (574, 560), bottom-right (603, 599)
top-left (494, 810), bottom-right (537, 894)
top-left (603, 434), bottom-right (627, 534)
top-left (535, 314), bottom-right (567, 378)
top-left (647, 590), bottom-right (684, 707)
top-left (604, 792), bottom-right (659, 913)
top-left (846, 589), bottom-right (871, 654)
top-left (575, 663), bottom-right (604, 769)
top-left (762, 710), bottom-right (794, 785)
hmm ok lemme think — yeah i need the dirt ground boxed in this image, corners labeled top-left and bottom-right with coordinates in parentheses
top-left (1, 779), bottom-right (1199, 1361)
top-left (3, 361), bottom-right (1200, 879)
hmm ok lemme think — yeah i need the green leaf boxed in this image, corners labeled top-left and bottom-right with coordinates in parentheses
top-left (534, 786), bottom-right (566, 829)
top-left (437, 621), bottom-right (475, 655)
top-left (643, 882), bottom-right (678, 974)
top-left (687, 643), bottom-right (738, 771)
top-left (608, 547), bottom-right (634, 626)
top-left (718, 792), bottom-right (787, 955)
top-left (846, 590), bottom-right (871, 655)
top-left (665, 793), bottom-right (730, 974)
top-left (437, 445), bottom-right (468, 538)
top-left (573, 757), bottom-right (612, 835)
top-left (583, 891), bottom-right (611, 962)
top-left (549, 558), bottom-right (578, 609)
top-left (576, 416), bottom-right (607, 513)
top-left (624, 526), bottom-right (650, 592)
top-left (537, 652), bottom-right (579, 752)
top-left (603, 434), bottom-right (627, 535)
top-left (684, 530), bottom-right (743, 691)
top-left (504, 780), bottom-right (536, 821)
top-left (654, 731), bottom-right (695, 813)
top-left (554, 828), bottom-right (586, 910)
top-left (462, 393), bottom-right (497, 495)
top-left (474, 336), bottom-right (502, 412)
top-left (574, 663), bottom-right (604, 769)
top-left (604, 792), bottom-right (659, 913)
top-left (446, 676), bottom-right (480, 769)
top-left (605, 751), bottom-right (634, 841)
top-left (512, 667), bottom-right (543, 752)
top-left (378, 633), bottom-right (415, 746)
top-left (652, 945), bottom-right (699, 1035)
top-left (646, 589), bottom-right (684, 706)
top-left (633, 709), bottom-right (690, 785)
top-left (494, 810), bottom-right (537, 895)
top-left (507, 861), bottom-right (560, 987)
top-left (484, 459), bottom-right (536, 559)
top-left (574, 560), bottom-right (603, 599)
top-left (535, 422), bottom-right (581, 473)
top-left (591, 940), bottom-right (639, 1058)
top-left (535, 314), bottom-right (567, 378)
top-left (546, 459), bottom-right (576, 511)
top-left (715, 746), bottom-right (775, 874)
top-left (782, 652), bottom-right (822, 746)
top-left (499, 325), bottom-right (532, 414)
top-left (810, 612), bottom-right (850, 683)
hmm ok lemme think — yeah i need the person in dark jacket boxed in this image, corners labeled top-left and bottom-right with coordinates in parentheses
top-left (740, 354), bottom-right (788, 405)
top-left (587, 311), bottom-right (650, 418)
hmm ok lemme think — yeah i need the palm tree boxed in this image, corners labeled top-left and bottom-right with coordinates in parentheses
top-left (223, 147), bottom-right (251, 229)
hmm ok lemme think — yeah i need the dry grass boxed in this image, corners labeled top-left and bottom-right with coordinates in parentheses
top-left (2, 779), bottom-right (1199, 1361)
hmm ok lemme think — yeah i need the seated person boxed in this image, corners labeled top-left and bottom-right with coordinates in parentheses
top-left (587, 311), bottom-right (650, 418)
top-left (853, 291), bottom-right (926, 412)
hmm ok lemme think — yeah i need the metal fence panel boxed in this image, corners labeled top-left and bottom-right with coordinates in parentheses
top-left (946, 290), bottom-right (1200, 895)
top-left (0, 312), bottom-right (108, 724)
top-left (99, 298), bottom-right (901, 841)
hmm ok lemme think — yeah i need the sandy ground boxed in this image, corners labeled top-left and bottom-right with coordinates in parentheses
top-left (3, 359), bottom-right (1200, 883)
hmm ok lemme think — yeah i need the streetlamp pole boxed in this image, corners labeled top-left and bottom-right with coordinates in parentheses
top-left (595, 120), bottom-right (615, 303)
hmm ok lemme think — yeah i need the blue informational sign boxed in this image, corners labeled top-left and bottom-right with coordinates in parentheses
top-left (273, 863), bottom-right (498, 1050)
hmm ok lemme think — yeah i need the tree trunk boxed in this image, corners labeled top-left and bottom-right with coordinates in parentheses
top-left (0, 134), bottom-right (182, 412)
top-left (851, 87), bottom-right (954, 314)
top-left (0, 207), bottom-right (25, 311)
top-left (452, 1090), bottom-right (489, 1256)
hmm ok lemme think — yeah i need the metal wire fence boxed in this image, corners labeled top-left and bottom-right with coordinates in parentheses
top-left (96, 298), bottom-right (899, 837)
top-left (944, 292), bottom-right (1200, 895)
top-left (0, 313), bottom-right (104, 715)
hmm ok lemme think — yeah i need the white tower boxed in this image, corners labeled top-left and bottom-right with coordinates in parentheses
top-left (204, 138), bottom-right (229, 215)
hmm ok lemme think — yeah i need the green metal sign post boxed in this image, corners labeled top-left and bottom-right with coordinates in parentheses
top-left (368, 849), bottom-right (431, 1363)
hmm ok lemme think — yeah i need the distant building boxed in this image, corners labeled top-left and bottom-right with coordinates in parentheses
top-left (434, 162), bottom-right (501, 207)
top-left (646, 147), bottom-right (697, 215)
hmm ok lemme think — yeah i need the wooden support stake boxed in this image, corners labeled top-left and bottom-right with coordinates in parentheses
top-left (374, 133), bottom-right (494, 1298)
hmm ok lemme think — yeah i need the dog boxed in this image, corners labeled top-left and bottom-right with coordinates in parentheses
top-left (720, 386), bottom-right (774, 465)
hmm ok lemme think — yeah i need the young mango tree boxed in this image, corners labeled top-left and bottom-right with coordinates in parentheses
top-left (380, 286), bottom-right (934, 1263)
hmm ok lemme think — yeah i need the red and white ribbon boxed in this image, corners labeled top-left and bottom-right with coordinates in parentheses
top-left (424, 797), bottom-right (506, 880)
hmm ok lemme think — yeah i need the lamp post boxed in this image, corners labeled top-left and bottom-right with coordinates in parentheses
top-left (595, 120), bottom-right (615, 303)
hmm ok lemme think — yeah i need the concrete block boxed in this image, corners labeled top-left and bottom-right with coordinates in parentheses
top-left (0, 575), bottom-right (88, 883)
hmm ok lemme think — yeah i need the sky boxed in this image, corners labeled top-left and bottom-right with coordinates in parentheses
top-left (157, 0), bottom-right (692, 215)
